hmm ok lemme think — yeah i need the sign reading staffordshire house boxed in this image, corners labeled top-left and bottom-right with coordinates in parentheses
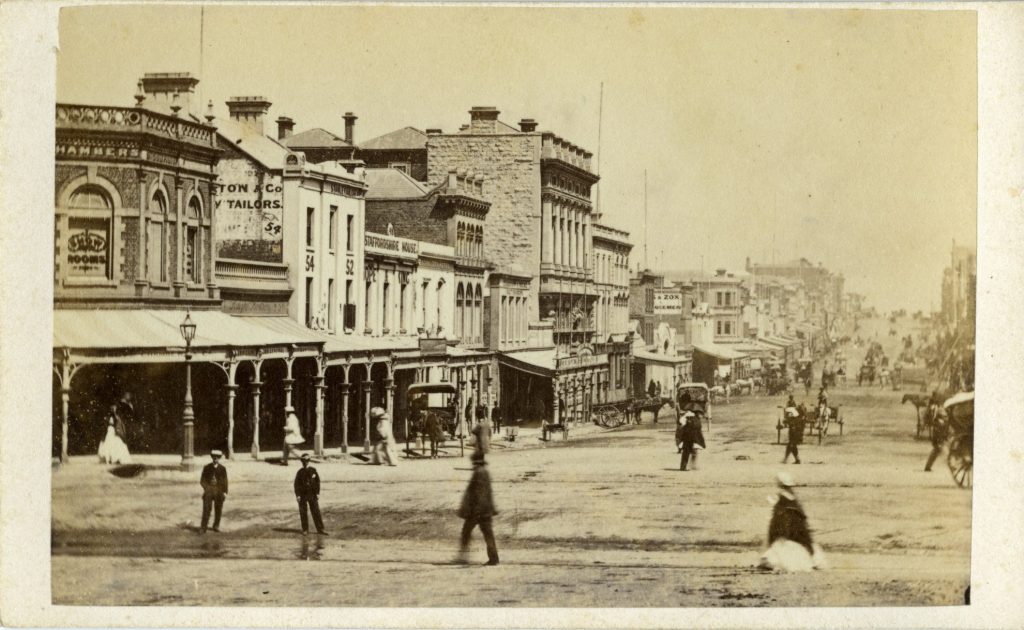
top-left (653, 289), bottom-right (683, 315)
top-left (365, 232), bottom-right (418, 260)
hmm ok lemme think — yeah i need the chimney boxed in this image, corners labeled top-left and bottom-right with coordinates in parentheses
top-left (745, 256), bottom-right (751, 271)
top-left (276, 116), bottom-right (294, 140)
top-left (459, 124), bottom-right (470, 132)
top-left (140, 72), bottom-right (200, 115)
top-left (426, 128), bottom-right (443, 135)
top-left (225, 96), bottom-right (272, 136)
top-left (715, 268), bottom-right (727, 277)
top-left (342, 112), bottom-right (358, 144)
top-left (468, 106), bottom-right (500, 133)
top-left (519, 118), bottom-right (538, 133)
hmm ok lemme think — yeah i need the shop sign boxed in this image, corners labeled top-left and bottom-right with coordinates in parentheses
top-left (366, 233), bottom-right (418, 259)
top-left (556, 353), bottom-right (609, 371)
top-left (213, 158), bottom-right (284, 244)
top-left (653, 289), bottom-right (682, 315)
top-left (66, 218), bottom-right (109, 277)
top-left (418, 337), bottom-right (447, 357)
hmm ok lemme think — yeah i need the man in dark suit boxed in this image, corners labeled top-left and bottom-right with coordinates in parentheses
top-left (457, 452), bottom-right (498, 565)
top-left (199, 450), bottom-right (228, 533)
top-left (294, 453), bottom-right (327, 535)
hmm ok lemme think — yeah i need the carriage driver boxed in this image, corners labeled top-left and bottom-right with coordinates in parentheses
top-left (817, 386), bottom-right (829, 408)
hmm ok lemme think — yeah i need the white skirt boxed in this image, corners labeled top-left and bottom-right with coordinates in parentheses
top-left (758, 540), bottom-right (828, 572)
top-left (98, 435), bottom-right (132, 464)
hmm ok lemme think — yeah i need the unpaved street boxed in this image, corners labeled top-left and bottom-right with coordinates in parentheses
top-left (52, 319), bottom-right (970, 607)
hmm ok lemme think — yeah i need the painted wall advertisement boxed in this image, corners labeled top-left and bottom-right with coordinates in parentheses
top-left (214, 157), bottom-right (284, 262)
top-left (653, 289), bottom-right (682, 315)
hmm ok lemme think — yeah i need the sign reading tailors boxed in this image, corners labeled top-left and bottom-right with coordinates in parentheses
top-left (653, 289), bottom-right (683, 315)
top-left (214, 157), bottom-right (284, 262)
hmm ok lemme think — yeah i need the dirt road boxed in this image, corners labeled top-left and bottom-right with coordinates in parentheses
top-left (52, 318), bottom-right (970, 607)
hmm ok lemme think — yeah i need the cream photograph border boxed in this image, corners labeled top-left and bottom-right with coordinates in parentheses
top-left (1, 1), bottom-right (1022, 628)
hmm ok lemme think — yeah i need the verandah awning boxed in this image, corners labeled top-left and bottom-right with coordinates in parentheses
top-left (692, 343), bottom-right (748, 361)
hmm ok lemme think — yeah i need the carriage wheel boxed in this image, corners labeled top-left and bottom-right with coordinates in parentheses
top-left (947, 436), bottom-right (973, 488)
top-left (594, 410), bottom-right (610, 428)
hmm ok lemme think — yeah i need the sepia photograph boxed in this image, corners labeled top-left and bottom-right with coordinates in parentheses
top-left (5, 1), bottom-right (1024, 626)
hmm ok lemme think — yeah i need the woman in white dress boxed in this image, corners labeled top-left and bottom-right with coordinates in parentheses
top-left (97, 416), bottom-right (132, 464)
top-left (758, 472), bottom-right (826, 572)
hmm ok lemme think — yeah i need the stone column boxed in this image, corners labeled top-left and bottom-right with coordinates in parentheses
top-left (225, 383), bottom-right (237, 459)
top-left (314, 373), bottom-right (325, 456)
top-left (60, 382), bottom-right (71, 464)
top-left (339, 379), bottom-right (350, 454)
top-left (541, 195), bottom-right (553, 264)
top-left (250, 370), bottom-right (263, 460)
top-left (362, 378), bottom-right (373, 453)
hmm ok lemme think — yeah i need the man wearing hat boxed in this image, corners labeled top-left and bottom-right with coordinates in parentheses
top-left (457, 453), bottom-right (499, 565)
top-left (199, 450), bottom-right (228, 533)
top-left (782, 405), bottom-right (804, 464)
top-left (294, 453), bottom-right (327, 535)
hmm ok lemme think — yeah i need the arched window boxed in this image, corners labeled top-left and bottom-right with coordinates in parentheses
top-left (184, 196), bottom-right (202, 284)
top-left (455, 283), bottom-right (464, 339)
top-left (64, 185), bottom-right (114, 280)
top-left (474, 284), bottom-right (483, 343)
top-left (147, 190), bottom-right (168, 282)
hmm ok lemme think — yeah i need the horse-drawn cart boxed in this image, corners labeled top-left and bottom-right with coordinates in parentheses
top-left (677, 383), bottom-right (712, 431)
top-left (943, 391), bottom-right (973, 488)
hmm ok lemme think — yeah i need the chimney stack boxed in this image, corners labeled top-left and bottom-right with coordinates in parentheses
top-left (715, 268), bottom-right (727, 277)
top-left (140, 72), bottom-right (200, 115)
top-left (519, 118), bottom-right (538, 133)
top-left (276, 116), bottom-right (294, 140)
top-left (468, 106), bottom-right (500, 134)
top-left (225, 96), bottom-right (272, 136)
top-left (343, 112), bottom-right (357, 144)
top-left (426, 128), bottom-right (443, 135)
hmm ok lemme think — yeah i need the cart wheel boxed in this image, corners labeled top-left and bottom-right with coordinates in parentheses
top-left (947, 436), bottom-right (973, 488)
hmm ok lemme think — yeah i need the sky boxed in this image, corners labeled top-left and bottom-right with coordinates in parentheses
top-left (56, 5), bottom-right (977, 313)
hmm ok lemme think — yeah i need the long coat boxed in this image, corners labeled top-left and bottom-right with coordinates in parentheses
top-left (293, 466), bottom-right (321, 498)
top-left (458, 465), bottom-right (496, 520)
top-left (682, 415), bottom-right (706, 449)
top-left (786, 415), bottom-right (805, 445)
top-left (768, 493), bottom-right (813, 553)
top-left (200, 463), bottom-right (228, 497)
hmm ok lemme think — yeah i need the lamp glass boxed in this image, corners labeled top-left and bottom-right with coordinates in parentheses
top-left (180, 311), bottom-right (197, 344)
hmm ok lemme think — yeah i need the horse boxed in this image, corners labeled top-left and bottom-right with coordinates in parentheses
top-left (733, 378), bottom-right (754, 395)
top-left (902, 393), bottom-right (931, 437)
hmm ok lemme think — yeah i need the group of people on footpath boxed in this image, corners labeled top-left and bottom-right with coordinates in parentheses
top-left (195, 408), bottom-right (502, 566)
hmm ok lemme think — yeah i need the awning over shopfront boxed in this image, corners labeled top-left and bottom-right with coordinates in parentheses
top-left (692, 343), bottom-right (748, 361)
top-left (730, 341), bottom-right (780, 358)
top-left (632, 349), bottom-right (691, 366)
top-left (54, 309), bottom-right (326, 357)
top-left (497, 348), bottom-right (558, 378)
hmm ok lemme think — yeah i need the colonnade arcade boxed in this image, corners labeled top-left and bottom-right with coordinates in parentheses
top-left (53, 342), bottom-right (490, 463)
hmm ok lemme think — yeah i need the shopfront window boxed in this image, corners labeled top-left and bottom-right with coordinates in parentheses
top-left (65, 185), bottom-right (113, 280)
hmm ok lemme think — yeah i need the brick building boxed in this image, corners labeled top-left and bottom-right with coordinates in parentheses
top-left (361, 106), bottom-right (629, 428)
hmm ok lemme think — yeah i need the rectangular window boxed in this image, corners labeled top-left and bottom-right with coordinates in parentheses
top-left (382, 282), bottom-right (390, 331)
top-left (306, 207), bottom-right (315, 247)
top-left (399, 283), bottom-right (407, 332)
top-left (725, 292), bottom-right (732, 307)
top-left (716, 321), bottom-right (723, 335)
top-left (346, 215), bottom-right (355, 252)
top-left (305, 277), bottom-right (314, 327)
top-left (328, 279), bottom-right (336, 331)
top-left (329, 206), bottom-right (338, 251)
top-left (344, 280), bottom-right (355, 330)
top-left (724, 321), bottom-right (732, 335)
top-left (716, 292), bottom-right (723, 306)
top-left (66, 217), bottom-right (111, 279)
top-left (365, 281), bottom-right (372, 331)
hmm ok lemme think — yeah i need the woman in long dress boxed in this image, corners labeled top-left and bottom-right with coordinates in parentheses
top-left (97, 416), bottom-right (132, 464)
top-left (758, 472), bottom-right (826, 571)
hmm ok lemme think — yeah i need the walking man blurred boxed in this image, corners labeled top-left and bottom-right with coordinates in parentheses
top-left (782, 406), bottom-right (804, 464)
top-left (199, 450), bottom-right (228, 533)
top-left (457, 452), bottom-right (499, 566)
top-left (294, 453), bottom-right (327, 535)
top-left (371, 407), bottom-right (398, 466)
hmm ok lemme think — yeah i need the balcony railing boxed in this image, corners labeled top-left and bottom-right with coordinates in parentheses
top-left (56, 104), bottom-right (217, 148)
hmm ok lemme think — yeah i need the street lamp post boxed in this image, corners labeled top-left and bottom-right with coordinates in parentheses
top-left (180, 309), bottom-right (197, 471)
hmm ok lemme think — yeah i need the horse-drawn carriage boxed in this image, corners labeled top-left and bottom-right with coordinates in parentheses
top-left (797, 359), bottom-right (814, 394)
top-left (943, 391), bottom-right (973, 488)
top-left (857, 362), bottom-right (877, 386)
top-left (592, 394), bottom-right (668, 429)
top-left (762, 366), bottom-right (792, 396)
top-left (677, 382), bottom-right (712, 431)
top-left (406, 382), bottom-right (461, 457)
